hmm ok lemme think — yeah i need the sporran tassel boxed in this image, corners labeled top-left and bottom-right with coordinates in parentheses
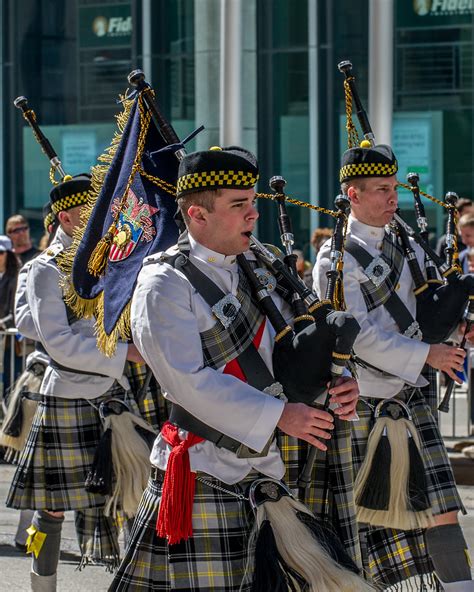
top-left (0, 368), bottom-right (42, 452)
top-left (355, 424), bottom-right (391, 511)
top-left (87, 223), bottom-right (116, 277)
top-left (355, 399), bottom-right (433, 530)
top-left (85, 427), bottom-right (113, 496)
top-left (247, 479), bottom-right (374, 592)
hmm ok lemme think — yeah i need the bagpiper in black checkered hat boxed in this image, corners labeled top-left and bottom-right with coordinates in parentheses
top-left (339, 142), bottom-right (398, 184)
top-left (49, 173), bottom-right (91, 215)
top-left (176, 145), bottom-right (259, 198)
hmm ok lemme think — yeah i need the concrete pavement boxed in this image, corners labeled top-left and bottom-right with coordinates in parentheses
top-left (0, 464), bottom-right (473, 591)
top-left (0, 465), bottom-right (118, 591)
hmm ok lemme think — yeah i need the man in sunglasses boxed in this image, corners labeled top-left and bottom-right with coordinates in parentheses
top-left (5, 215), bottom-right (39, 265)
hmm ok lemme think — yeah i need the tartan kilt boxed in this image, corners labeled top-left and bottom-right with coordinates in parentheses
top-left (6, 381), bottom-right (139, 512)
top-left (279, 418), bottom-right (362, 567)
top-left (75, 508), bottom-right (121, 571)
top-left (352, 367), bottom-right (465, 590)
top-left (125, 361), bottom-right (169, 431)
top-left (109, 474), bottom-right (255, 591)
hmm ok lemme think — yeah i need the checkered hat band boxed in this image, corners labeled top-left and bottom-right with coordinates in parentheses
top-left (43, 212), bottom-right (55, 231)
top-left (177, 170), bottom-right (259, 194)
top-left (339, 162), bottom-right (398, 182)
top-left (51, 191), bottom-right (89, 214)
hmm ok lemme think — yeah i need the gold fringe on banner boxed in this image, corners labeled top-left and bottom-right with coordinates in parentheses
top-left (57, 94), bottom-right (136, 355)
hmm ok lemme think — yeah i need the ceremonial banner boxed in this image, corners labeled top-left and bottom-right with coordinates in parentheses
top-left (59, 92), bottom-right (179, 355)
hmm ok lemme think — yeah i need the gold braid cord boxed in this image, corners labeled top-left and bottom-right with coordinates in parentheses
top-left (49, 167), bottom-right (60, 186)
top-left (344, 78), bottom-right (360, 149)
top-left (451, 207), bottom-right (462, 272)
top-left (256, 193), bottom-right (338, 218)
top-left (57, 90), bottom-right (177, 357)
top-left (397, 182), bottom-right (448, 209)
top-left (333, 214), bottom-right (349, 311)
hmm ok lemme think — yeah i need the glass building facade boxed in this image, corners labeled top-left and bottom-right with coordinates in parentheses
top-left (2, 0), bottom-right (474, 255)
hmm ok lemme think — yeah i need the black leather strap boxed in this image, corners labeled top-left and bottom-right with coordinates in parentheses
top-left (345, 239), bottom-right (416, 334)
top-left (35, 342), bottom-right (109, 378)
top-left (169, 403), bottom-right (244, 454)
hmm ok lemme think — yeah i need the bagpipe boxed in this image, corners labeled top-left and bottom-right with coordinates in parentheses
top-left (240, 181), bottom-right (359, 406)
top-left (339, 60), bottom-right (474, 413)
top-left (339, 59), bottom-right (474, 530)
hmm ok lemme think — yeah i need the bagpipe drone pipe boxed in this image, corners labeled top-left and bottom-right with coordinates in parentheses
top-left (339, 59), bottom-right (474, 414)
top-left (239, 178), bottom-right (360, 407)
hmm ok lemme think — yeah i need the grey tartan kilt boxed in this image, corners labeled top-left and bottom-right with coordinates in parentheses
top-left (6, 380), bottom-right (138, 512)
top-left (352, 368), bottom-right (465, 590)
top-left (125, 361), bottom-right (169, 431)
top-left (279, 420), bottom-right (362, 568)
top-left (109, 474), bottom-right (256, 592)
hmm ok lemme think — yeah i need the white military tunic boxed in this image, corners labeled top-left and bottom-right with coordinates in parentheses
top-left (314, 215), bottom-right (430, 399)
top-left (131, 235), bottom-right (287, 485)
top-left (25, 226), bottom-right (129, 399)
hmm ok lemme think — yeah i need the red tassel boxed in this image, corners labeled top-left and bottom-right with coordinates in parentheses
top-left (156, 422), bottom-right (204, 544)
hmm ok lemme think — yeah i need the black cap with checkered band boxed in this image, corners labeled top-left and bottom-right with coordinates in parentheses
top-left (339, 144), bottom-right (398, 184)
top-left (49, 173), bottom-right (92, 215)
top-left (176, 146), bottom-right (259, 198)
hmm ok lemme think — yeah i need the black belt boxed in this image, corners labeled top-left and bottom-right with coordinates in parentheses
top-left (150, 466), bottom-right (164, 483)
top-left (169, 403), bottom-right (272, 458)
top-left (35, 342), bottom-right (108, 378)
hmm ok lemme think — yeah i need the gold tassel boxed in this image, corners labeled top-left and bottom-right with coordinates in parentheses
top-left (87, 224), bottom-right (116, 277)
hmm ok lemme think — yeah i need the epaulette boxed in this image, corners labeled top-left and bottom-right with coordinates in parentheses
top-left (42, 242), bottom-right (64, 262)
top-left (143, 245), bottom-right (179, 267)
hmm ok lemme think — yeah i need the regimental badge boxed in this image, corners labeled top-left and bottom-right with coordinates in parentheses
top-left (212, 293), bottom-right (241, 328)
top-left (108, 188), bottom-right (159, 261)
top-left (364, 256), bottom-right (391, 287)
top-left (254, 267), bottom-right (277, 292)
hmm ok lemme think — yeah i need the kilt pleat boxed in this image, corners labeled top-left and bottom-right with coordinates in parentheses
top-left (75, 508), bottom-right (121, 571)
top-left (352, 367), bottom-right (464, 589)
top-left (6, 382), bottom-right (134, 512)
top-left (109, 475), bottom-right (254, 592)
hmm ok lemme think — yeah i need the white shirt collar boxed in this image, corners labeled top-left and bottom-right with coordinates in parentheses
top-left (55, 226), bottom-right (73, 249)
top-left (188, 234), bottom-right (238, 271)
top-left (348, 214), bottom-right (388, 246)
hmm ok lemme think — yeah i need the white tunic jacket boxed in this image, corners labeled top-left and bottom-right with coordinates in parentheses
top-left (314, 216), bottom-right (430, 400)
top-left (131, 236), bottom-right (287, 485)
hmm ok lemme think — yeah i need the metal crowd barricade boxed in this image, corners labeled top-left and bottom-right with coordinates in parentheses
top-left (0, 328), bottom-right (28, 405)
top-left (439, 346), bottom-right (473, 439)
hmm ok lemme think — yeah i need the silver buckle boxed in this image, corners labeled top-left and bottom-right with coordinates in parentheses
top-left (404, 320), bottom-right (422, 340)
top-left (364, 256), bottom-right (391, 287)
top-left (212, 293), bottom-right (241, 328)
top-left (235, 435), bottom-right (273, 459)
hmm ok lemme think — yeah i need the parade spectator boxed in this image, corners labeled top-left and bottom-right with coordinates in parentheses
top-left (457, 213), bottom-right (474, 274)
top-left (436, 197), bottom-right (474, 258)
top-left (310, 226), bottom-right (332, 257)
top-left (0, 235), bottom-right (21, 396)
top-left (5, 215), bottom-right (40, 265)
top-left (293, 248), bottom-right (314, 289)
